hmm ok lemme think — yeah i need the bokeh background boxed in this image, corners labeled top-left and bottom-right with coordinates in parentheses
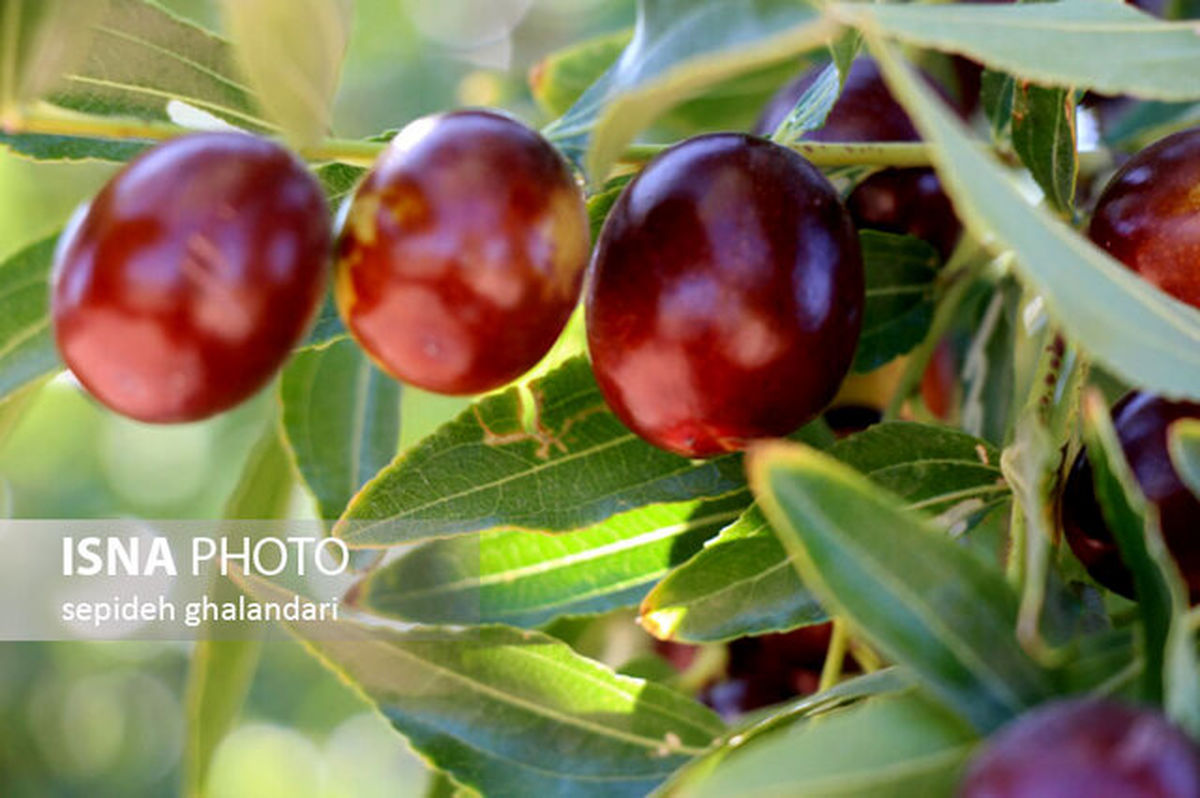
top-left (0, 0), bottom-right (635, 794)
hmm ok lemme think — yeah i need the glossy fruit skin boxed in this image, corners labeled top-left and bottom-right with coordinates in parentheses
top-left (336, 110), bottom-right (589, 395)
top-left (960, 699), bottom-right (1200, 798)
top-left (587, 134), bottom-right (864, 458)
top-left (1089, 129), bottom-right (1200, 309)
top-left (51, 133), bottom-right (330, 423)
top-left (756, 58), bottom-right (962, 260)
top-left (1061, 392), bottom-right (1200, 600)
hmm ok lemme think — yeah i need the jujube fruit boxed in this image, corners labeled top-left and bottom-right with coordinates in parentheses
top-left (1061, 392), bottom-right (1200, 600)
top-left (959, 699), bottom-right (1200, 798)
top-left (587, 133), bottom-right (864, 458)
top-left (756, 57), bottom-right (962, 260)
top-left (335, 110), bottom-right (589, 395)
top-left (1089, 128), bottom-right (1200, 309)
top-left (51, 132), bottom-right (330, 423)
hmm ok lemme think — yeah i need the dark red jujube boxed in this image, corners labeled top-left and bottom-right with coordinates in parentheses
top-left (1061, 392), bottom-right (1200, 601)
top-left (335, 110), bottom-right (589, 395)
top-left (960, 699), bottom-right (1200, 798)
top-left (52, 132), bottom-right (330, 423)
top-left (586, 133), bottom-right (864, 458)
top-left (1089, 128), bottom-right (1200, 310)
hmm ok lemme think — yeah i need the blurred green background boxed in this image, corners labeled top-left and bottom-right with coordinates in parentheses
top-left (0, 0), bottom-right (634, 794)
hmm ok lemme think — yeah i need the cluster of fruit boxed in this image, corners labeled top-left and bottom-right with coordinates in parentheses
top-left (52, 43), bottom-right (1200, 588)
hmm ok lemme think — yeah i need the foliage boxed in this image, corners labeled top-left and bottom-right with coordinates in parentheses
top-left (5, 0), bottom-right (1200, 796)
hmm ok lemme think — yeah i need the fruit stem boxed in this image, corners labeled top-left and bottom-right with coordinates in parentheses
top-left (883, 244), bottom-right (983, 420)
top-left (9, 105), bottom-right (941, 172)
top-left (3, 103), bottom-right (385, 167)
top-left (620, 140), bottom-right (933, 168)
top-left (818, 618), bottom-right (850, 692)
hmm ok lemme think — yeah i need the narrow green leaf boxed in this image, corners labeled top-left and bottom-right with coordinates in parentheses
top-left (236, 572), bottom-right (725, 798)
top-left (222, 0), bottom-right (350, 147)
top-left (531, 29), bottom-right (631, 118)
top-left (868, 35), bottom-right (1200, 400)
top-left (643, 423), bottom-right (1007, 643)
top-left (1169, 419), bottom-right (1200, 500)
top-left (51, 0), bottom-right (269, 130)
top-left (659, 669), bottom-right (909, 793)
top-left (853, 230), bottom-right (940, 373)
top-left (1081, 391), bottom-right (1200, 734)
top-left (770, 61), bottom-right (841, 145)
top-left (425, 771), bottom-right (479, 798)
top-left (748, 441), bottom-right (1054, 732)
top-left (302, 293), bottom-right (349, 350)
top-left (673, 691), bottom-right (977, 798)
top-left (545, 0), bottom-right (836, 180)
top-left (0, 0), bottom-right (108, 112)
top-left (980, 69), bottom-right (1015, 140)
top-left (1011, 83), bottom-right (1077, 215)
top-left (588, 176), bottom-right (631, 243)
top-left (182, 428), bottom-right (296, 798)
top-left (842, 0), bottom-right (1200, 101)
top-left (280, 337), bottom-right (400, 526)
top-left (0, 130), bottom-right (148, 162)
top-left (0, 375), bottom-right (44, 450)
top-left (0, 234), bottom-right (61, 403)
top-left (335, 356), bottom-right (746, 547)
top-left (357, 492), bottom-right (749, 628)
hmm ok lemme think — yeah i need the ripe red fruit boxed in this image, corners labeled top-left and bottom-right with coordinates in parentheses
top-left (335, 110), bottom-right (589, 395)
top-left (51, 133), bottom-right (330, 423)
top-left (586, 134), bottom-right (864, 458)
top-left (1089, 129), bottom-right (1200, 309)
top-left (756, 58), bottom-right (962, 260)
top-left (1061, 392), bottom-right (1200, 599)
top-left (960, 699), bottom-right (1200, 798)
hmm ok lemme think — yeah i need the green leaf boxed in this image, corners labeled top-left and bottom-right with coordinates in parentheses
top-left (1169, 419), bottom-right (1200, 500)
top-left (544, 0), bottom-right (836, 180)
top-left (0, 0), bottom-right (108, 112)
top-left (222, 0), bottom-right (350, 147)
top-left (356, 492), bottom-right (748, 628)
top-left (0, 375), bottom-right (44, 450)
top-left (315, 161), bottom-right (364, 210)
top-left (867, 35), bottom-right (1200, 400)
top-left (980, 69), bottom-right (1015, 140)
top-left (643, 423), bottom-right (1007, 643)
top-left (0, 130), bottom-right (148, 162)
top-left (1011, 83), bottom-right (1077, 216)
top-left (335, 356), bottom-right (747, 547)
top-left (660, 669), bottom-right (909, 792)
top-left (51, 0), bottom-right (269, 130)
top-left (302, 293), bottom-right (349, 350)
top-left (588, 176), bottom-right (631, 244)
top-left (641, 505), bottom-right (826, 644)
top-left (748, 440), bottom-right (1054, 732)
top-left (236, 572), bottom-right (726, 798)
top-left (842, 0), bottom-right (1200, 101)
top-left (0, 234), bottom-right (61, 403)
top-left (853, 230), bottom-right (940, 373)
top-left (182, 428), bottom-right (296, 798)
top-left (531, 29), bottom-right (631, 118)
top-left (1080, 391), bottom-right (1200, 732)
top-left (280, 337), bottom-right (401, 526)
top-left (671, 691), bottom-right (977, 798)
top-left (771, 59), bottom-right (844, 145)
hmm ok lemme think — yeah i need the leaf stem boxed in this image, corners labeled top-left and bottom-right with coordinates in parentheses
top-left (883, 247), bottom-right (983, 420)
top-left (818, 618), bottom-right (850, 692)
top-left (3, 103), bottom-right (385, 168)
